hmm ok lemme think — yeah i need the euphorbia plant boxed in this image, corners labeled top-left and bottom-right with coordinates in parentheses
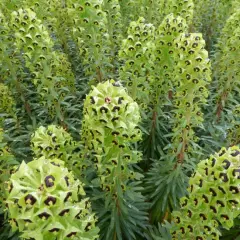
top-left (81, 80), bottom-right (149, 239)
top-left (0, 1), bottom-right (240, 240)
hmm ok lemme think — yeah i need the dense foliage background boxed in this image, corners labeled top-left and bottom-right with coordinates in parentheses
top-left (0, 0), bottom-right (240, 239)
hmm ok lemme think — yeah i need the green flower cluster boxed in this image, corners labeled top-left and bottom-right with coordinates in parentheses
top-left (2, 8), bottom-right (75, 119)
top-left (170, 32), bottom-right (211, 159)
top-left (31, 125), bottom-right (81, 172)
top-left (119, 13), bottom-right (193, 108)
top-left (9, 8), bottom-right (74, 88)
top-left (102, 0), bottom-right (123, 61)
top-left (119, 0), bottom-right (193, 27)
top-left (192, 0), bottom-right (235, 49)
top-left (0, 10), bottom-right (19, 83)
top-left (172, 146), bottom-right (240, 239)
top-left (227, 105), bottom-right (240, 146)
top-left (213, 9), bottom-right (240, 120)
top-left (161, 0), bottom-right (194, 25)
top-left (0, 84), bottom-right (16, 126)
top-left (81, 80), bottom-right (142, 191)
top-left (6, 156), bottom-right (99, 240)
top-left (64, 0), bottom-right (111, 83)
top-left (119, 17), bottom-right (155, 105)
top-left (120, 13), bottom-right (211, 163)
top-left (151, 14), bottom-right (188, 105)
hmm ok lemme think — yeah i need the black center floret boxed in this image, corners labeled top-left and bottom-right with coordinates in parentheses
top-left (25, 194), bottom-right (37, 205)
top-left (45, 175), bottom-right (55, 188)
top-left (38, 212), bottom-right (51, 219)
top-left (59, 209), bottom-right (70, 216)
top-left (44, 196), bottom-right (57, 206)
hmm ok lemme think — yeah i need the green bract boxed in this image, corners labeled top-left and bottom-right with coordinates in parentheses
top-left (172, 146), bottom-right (240, 239)
top-left (81, 80), bottom-right (142, 190)
top-left (6, 157), bottom-right (99, 240)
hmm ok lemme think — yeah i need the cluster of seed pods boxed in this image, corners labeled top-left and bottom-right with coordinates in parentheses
top-left (6, 156), bottom-right (99, 240)
top-left (81, 80), bottom-right (142, 192)
top-left (171, 146), bottom-right (240, 239)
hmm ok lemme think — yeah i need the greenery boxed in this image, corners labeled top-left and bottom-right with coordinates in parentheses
top-left (0, 0), bottom-right (240, 239)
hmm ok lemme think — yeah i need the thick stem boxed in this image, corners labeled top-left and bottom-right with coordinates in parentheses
top-left (216, 90), bottom-right (228, 122)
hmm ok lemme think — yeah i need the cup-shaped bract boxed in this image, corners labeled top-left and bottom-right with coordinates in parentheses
top-left (6, 157), bottom-right (99, 240)
top-left (172, 146), bottom-right (240, 239)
